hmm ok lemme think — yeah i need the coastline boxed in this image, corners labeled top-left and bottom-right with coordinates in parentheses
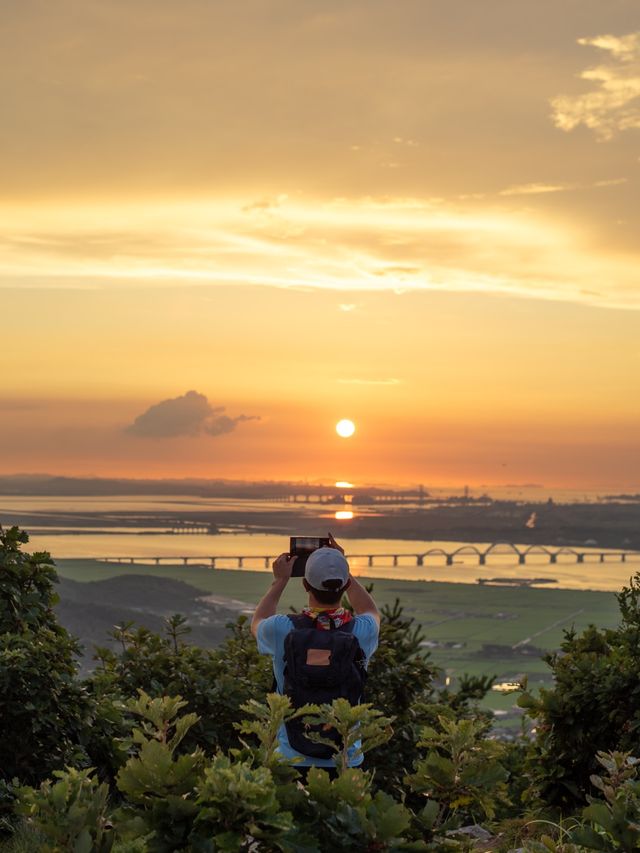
top-left (3, 498), bottom-right (640, 550)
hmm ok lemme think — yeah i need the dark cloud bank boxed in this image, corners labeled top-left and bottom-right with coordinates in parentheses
top-left (126, 391), bottom-right (259, 439)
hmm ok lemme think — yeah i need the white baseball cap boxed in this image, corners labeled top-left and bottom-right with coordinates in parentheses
top-left (304, 547), bottom-right (349, 590)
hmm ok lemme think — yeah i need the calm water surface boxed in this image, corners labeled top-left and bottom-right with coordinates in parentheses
top-left (21, 531), bottom-right (639, 592)
top-left (5, 495), bottom-right (638, 592)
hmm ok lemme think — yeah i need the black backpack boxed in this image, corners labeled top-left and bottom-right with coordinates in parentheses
top-left (282, 613), bottom-right (367, 759)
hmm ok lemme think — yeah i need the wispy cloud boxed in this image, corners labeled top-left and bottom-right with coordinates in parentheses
top-left (0, 194), bottom-right (638, 309)
top-left (499, 177), bottom-right (627, 196)
top-left (551, 32), bottom-right (640, 140)
top-left (500, 183), bottom-right (574, 196)
top-left (126, 391), bottom-right (259, 439)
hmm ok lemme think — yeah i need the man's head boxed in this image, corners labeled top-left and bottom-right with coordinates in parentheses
top-left (302, 547), bottom-right (350, 606)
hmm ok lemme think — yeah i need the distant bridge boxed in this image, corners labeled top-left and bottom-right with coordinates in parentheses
top-left (96, 542), bottom-right (639, 569)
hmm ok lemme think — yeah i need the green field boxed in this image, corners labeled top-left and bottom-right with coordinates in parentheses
top-left (56, 559), bottom-right (622, 725)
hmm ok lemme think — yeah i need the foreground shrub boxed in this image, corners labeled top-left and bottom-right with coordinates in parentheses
top-left (519, 573), bottom-right (640, 810)
top-left (365, 598), bottom-right (493, 796)
top-left (91, 613), bottom-right (272, 756)
top-left (570, 750), bottom-right (640, 851)
top-left (0, 527), bottom-right (91, 804)
top-left (7, 525), bottom-right (640, 851)
top-left (193, 756), bottom-right (293, 852)
top-left (114, 692), bottom-right (205, 851)
top-left (17, 767), bottom-right (113, 853)
top-left (406, 713), bottom-right (509, 836)
top-left (300, 767), bottom-right (416, 852)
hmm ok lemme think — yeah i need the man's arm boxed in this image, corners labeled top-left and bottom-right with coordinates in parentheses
top-left (345, 575), bottom-right (380, 625)
top-left (326, 532), bottom-right (380, 626)
top-left (250, 553), bottom-right (297, 638)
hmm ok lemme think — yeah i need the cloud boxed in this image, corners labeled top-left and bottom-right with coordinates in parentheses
top-left (499, 177), bottom-right (627, 196)
top-left (0, 194), bottom-right (639, 310)
top-left (204, 413), bottom-right (260, 436)
top-left (242, 195), bottom-right (289, 214)
top-left (500, 182), bottom-right (574, 196)
top-left (551, 32), bottom-right (640, 140)
top-left (373, 265), bottom-right (421, 277)
top-left (126, 391), bottom-right (259, 438)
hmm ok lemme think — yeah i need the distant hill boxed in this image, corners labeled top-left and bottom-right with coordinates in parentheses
top-left (55, 574), bottom-right (253, 673)
top-left (0, 473), bottom-right (348, 498)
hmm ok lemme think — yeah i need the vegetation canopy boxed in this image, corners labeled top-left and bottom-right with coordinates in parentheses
top-left (1, 525), bottom-right (640, 851)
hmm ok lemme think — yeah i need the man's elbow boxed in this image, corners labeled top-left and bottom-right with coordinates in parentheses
top-left (250, 615), bottom-right (261, 638)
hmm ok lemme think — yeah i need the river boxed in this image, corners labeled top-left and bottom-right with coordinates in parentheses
top-left (3, 495), bottom-right (639, 591)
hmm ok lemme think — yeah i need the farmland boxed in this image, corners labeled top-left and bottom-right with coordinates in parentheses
top-left (55, 558), bottom-right (622, 729)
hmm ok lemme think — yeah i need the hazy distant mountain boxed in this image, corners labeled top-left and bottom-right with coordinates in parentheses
top-left (0, 474), bottom-right (348, 498)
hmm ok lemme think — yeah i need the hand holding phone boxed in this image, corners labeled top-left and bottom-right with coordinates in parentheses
top-left (272, 552), bottom-right (298, 580)
top-left (289, 536), bottom-right (331, 577)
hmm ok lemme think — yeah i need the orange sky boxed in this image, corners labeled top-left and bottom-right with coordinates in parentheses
top-left (1, 2), bottom-right (639, 488)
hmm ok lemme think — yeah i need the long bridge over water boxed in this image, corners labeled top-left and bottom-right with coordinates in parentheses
top-left (97, 543), bottom-right (638, 569)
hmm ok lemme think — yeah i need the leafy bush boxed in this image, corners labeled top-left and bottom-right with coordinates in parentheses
top-left (0, 527), bottom-right (91, 800)
top-left (519, 573), bottom-right (640, 809)
top-left (114, 692), bottom-right (205, 851)
top-left (193, 756), bottom-right (293, 852)
top-left (6, 525), bottom-right (640, 851)
top-left (570, 751), bottom-right (640, 851)
top-left (365, 599), bottom-right (493, 796)
top-left (90, 614), bottom-right (272, 756)
top-left (406, 713), bottom-right (509, 835)
top-left (17, 767), bottom-right (113, 853)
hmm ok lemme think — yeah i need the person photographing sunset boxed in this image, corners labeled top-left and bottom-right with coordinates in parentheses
top-left (251, 533), bottom-right (380, 770)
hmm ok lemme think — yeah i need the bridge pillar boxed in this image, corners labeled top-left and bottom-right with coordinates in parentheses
top-left (621, 554), bottom-right (627, 562)
top-left (518, 554), bottom-right (526, 565)
top-left (264, 557), bottom-right (270, 568)
top-left (238, 557), bottom-right (244, 568)
top-left (393, 555), bottom-right (398, 566)
top-left (416, 555), bottom-right (424, 566)
top-left (446, 554), bottom-right (454, 566)
top-left (368, 556), bottom-right (374, 567)
top-left (600, 553), bottom-right (605, 563)
top-left (130, 558), bottom-right (135, 564)
top-left (155, 558), bottom-right (160, 565)
top-left (577, 554), bottom-right (585, 563)
top-left (478, 554), bottom-right (486, 565)
top-left (549, 553), bottom-right (557, 564)
top-left (182, 557), bottom-right (189, 565)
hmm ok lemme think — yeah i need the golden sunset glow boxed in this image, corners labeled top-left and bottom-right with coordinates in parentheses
top-left (0, 3), bottom-right (638, 488)
top-left (335, 511), bottom-right (355, 521)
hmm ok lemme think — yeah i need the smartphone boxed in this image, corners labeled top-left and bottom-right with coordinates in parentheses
top-left (289, 536), bottom-right (331, 577)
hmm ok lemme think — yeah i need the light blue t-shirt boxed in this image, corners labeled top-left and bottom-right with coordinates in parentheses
top-left (256, 613), bottom-right (379, 767)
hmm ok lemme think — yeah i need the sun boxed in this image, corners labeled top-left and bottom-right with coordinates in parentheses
top-left (336, 419), bottom-right (356, 438)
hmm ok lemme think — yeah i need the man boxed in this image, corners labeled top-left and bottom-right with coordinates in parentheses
top-left (251, 534), bottom-right (380, 769)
